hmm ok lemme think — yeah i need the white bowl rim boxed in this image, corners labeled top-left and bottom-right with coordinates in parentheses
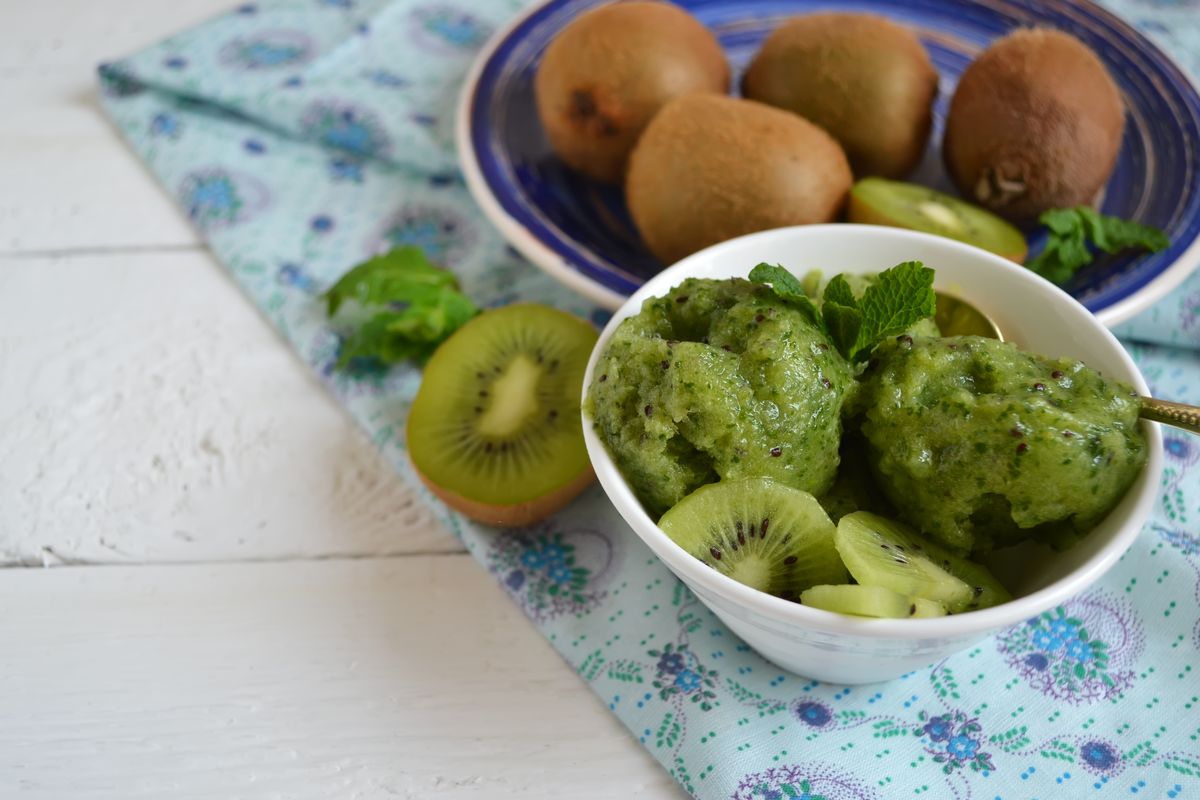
top-left (454, 0), bottom-right (1200, 327)
top-left (581, 223), bottom-right (1164, 641)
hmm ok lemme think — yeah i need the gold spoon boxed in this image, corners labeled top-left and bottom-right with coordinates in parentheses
top-left (935, 291), bottom-right (1200, 435)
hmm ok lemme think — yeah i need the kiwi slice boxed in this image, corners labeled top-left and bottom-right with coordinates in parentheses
top-left (848, 177), bottom-right (1028, 262)
top-left (657, 477), bottom-right (848, 599)
top-left (407, 304), bottom-right (597, 527)
top-left (800, 584), bottom-right (947, 619)
top-left (836, 512), bottom-right (1010, 612)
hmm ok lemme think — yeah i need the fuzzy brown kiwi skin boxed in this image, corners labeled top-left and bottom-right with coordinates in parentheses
top-left (534, 1), bottom-right (729, 184)
top-left (625, 93), bottom-right (853, 265)
top-left (413, 459), bottom-right (595, 528)
top-left (741, 13), bottom-right (938, 179)
top-left (943, 28), bottom-right (1125, 224)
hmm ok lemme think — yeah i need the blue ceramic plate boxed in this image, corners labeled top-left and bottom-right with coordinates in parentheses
top-left (457, 0), bottom-right (1200, 324)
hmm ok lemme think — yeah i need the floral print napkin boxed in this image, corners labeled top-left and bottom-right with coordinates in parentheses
top-left (99, 1), bottom-right (1200, 797)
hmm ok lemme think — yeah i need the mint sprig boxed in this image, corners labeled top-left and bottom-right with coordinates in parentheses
top-left (748, 263), bottom-right (821, 326)
top-left (323, 246), bottom-right (479, 368)
top-left (750, 261), bottom-right (936, 363)
top-left (1028, 207), bottom-right (1169, 285)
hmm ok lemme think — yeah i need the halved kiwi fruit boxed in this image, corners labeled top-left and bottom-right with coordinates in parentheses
top-left (848, 177), bottom-right (1028, 262)
top-left (657, 477), bottom-right (848, 599)
top-left (800, 584), bottom-right (947, 619)
top-left (407, 304), bottom-right (597, 527)
top-left (836, 512), bottom-right (1010, 613)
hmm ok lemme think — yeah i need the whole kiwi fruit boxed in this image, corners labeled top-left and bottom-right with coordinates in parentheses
top-left (534, 1), bottom-right (729, 184)
top-left (943, 28), bottom-right (1125, 223)
top-left (741, 13), bottom-right (938, 179)
top-left (625, 93), bottom-right (852, 265)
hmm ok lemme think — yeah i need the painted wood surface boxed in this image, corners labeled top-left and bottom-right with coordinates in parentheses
top-left (0, 557), bottom-right (681, 798)
top-left (0, 0), bottom-right (680, 794)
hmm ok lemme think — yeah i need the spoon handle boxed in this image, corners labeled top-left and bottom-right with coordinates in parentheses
top-left (1140, 397), bottom-right (1200, 435)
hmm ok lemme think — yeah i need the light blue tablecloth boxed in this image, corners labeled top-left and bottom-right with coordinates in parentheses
top-left (99, 2), bottom-right (1200, 797)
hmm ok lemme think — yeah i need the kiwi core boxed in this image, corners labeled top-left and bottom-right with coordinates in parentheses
top-left (478, 354), bottom-right (543, 438)
top-left (725, 553), bottom-right (773, 592)
top-left (916, 200), bottom-right (964, 233)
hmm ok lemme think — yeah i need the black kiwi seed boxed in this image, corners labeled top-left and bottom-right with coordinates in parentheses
top-left (909, 604), bottom-right (917, 616)
top-left (784, 555), bottom-right (797, 565)
top-left (710, 546), bottom-right (723, 560)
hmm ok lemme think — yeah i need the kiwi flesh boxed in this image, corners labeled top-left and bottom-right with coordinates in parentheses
top-left (801, 584), bottom-right (947, 619)
top-left (657, 477), bottom-right (849, 600)
top-left (836, 512), bottom-right (1011, 613)
top-left (848, 177), bottom-right (1029, 262)
top-left (533, 1), bottom-right (729, 184)
top-left (625, 93), bottom-right (852, 265)
top-left (943, 28), bottom-right (1125, 223)
top-left (407, 304), bottom-right (597, 527)
top-left (742, 13), bottom-right (938, 179)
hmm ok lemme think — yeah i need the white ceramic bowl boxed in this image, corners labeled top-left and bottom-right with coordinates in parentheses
top-left (581, 224), bottom-right (1163, 684)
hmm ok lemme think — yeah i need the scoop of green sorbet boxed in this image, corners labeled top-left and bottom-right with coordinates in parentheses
top-left (586, 277), bottom-right (854, 519)
top-left (854, 335), bottom-right (1147, 554)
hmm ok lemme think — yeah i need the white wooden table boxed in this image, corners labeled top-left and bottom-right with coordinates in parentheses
top-left (0, 2), bottom-right (682, 795)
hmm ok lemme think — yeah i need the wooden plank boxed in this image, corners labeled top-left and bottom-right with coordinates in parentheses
top-left (0, 556), bottom-right (681, 799)
top-left (0, 0), bottom-right (233, 253)
top-left (0, 250), bottom-right (460, 564)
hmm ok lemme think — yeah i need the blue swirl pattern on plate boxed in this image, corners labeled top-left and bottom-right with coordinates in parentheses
top-left (464, 0), bottom-right (1200, 316)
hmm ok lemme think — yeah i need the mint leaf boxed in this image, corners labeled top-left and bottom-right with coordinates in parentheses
top-left (324, 245), bottom-right (460, 316)
top-left (822, 274), bottom-right (858, 309)
top-left (1027, 207), bottom-right (1169, 285)
top-left (323, 246), bottom-right (479, 368)
top-left (820, 274), bottom-right (862, 357)
top-left (823, 261), bottom-right (935, 362)
top-left (748, 262), bottom-right (821, 325)
top-left (822, 301), bottom-right (862, 358)
top-left (858, 260), bottom-right (937, 343)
